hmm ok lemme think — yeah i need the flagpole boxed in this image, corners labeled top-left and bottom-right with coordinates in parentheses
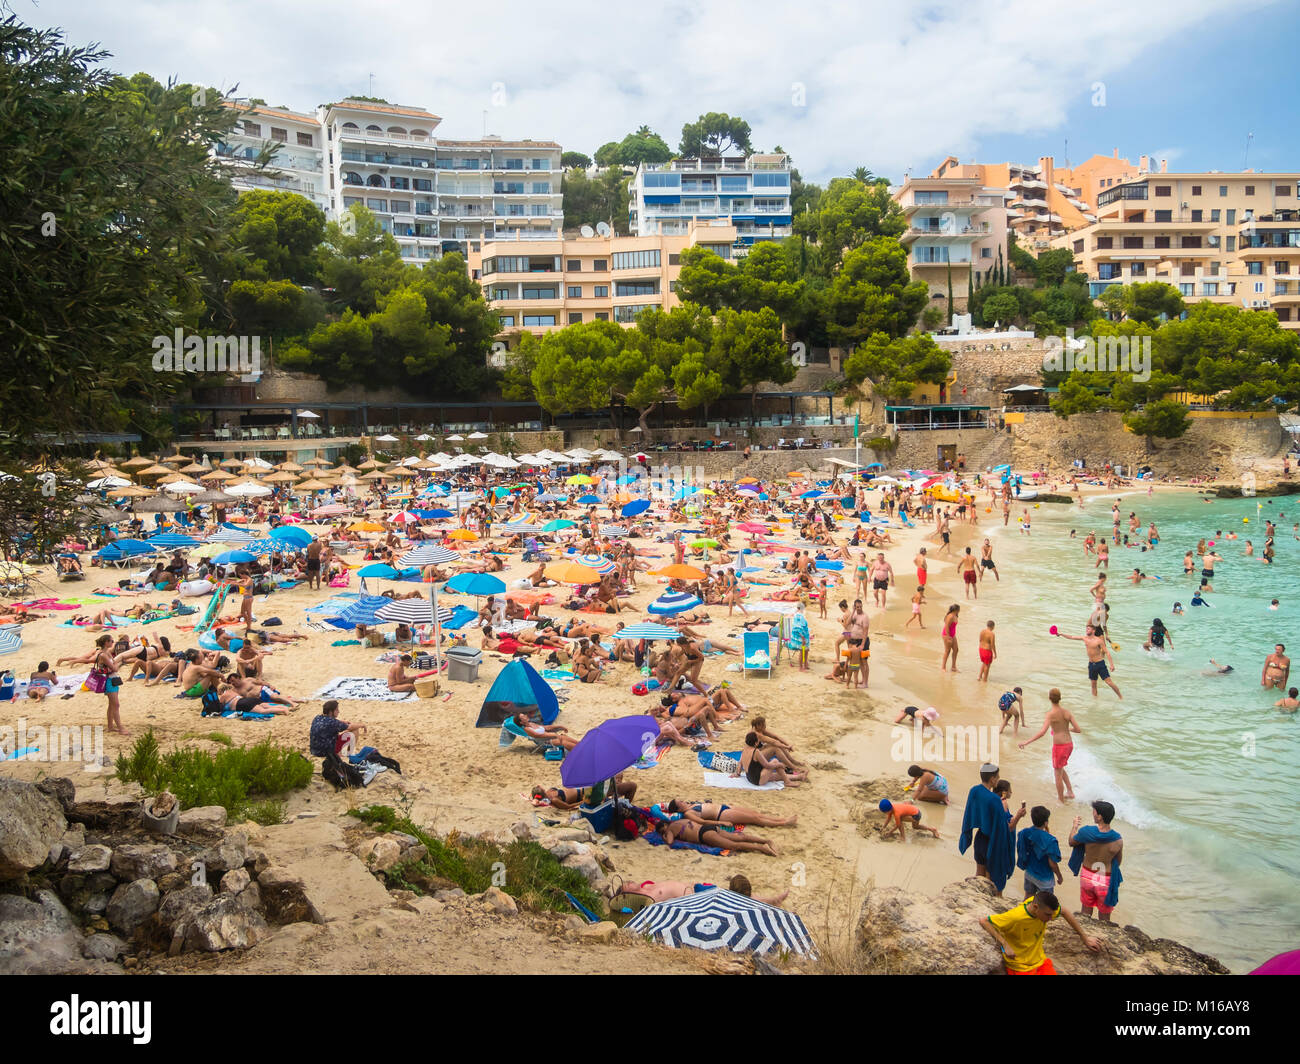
top-left (430, 579), bottom-right (444, 677)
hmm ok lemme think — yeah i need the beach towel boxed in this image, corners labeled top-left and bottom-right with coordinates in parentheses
top-left (15, 673), bottom-right (87, 699)
top-left (959, 784), bottom-right (1016, 893)
top-left (542, 668), bottom-right (576, 682)
top-left (312, 677), bottom-right (414, 701)
top-left (642, 831), bottom-right (729, 857)
top-left (702, 770), bottom-right (784, 791)
top-left (1067, 826), bottom-right (1124, 907)
top-left (634, 744), bottom-right (669, 770)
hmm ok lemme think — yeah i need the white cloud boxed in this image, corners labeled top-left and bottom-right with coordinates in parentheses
top-left (38, 0), bottom-right (1280, 182)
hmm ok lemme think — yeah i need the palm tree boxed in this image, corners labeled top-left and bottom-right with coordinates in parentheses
top-left (853, 167), bottom-right (875, 184)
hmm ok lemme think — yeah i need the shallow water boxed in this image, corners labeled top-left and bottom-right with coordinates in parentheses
top-left (989, 489), bottom-right (1298, 971)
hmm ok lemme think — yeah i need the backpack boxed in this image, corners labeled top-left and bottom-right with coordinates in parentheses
top-left (322, 752), bottom-right (367, 789)
top-left (360, 749), bottom-right (402, 774)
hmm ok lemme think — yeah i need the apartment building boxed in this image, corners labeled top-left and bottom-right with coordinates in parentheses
top-left (1051, 171), bottom-right (1300, 330)
top-left (216, 99), bottom-right (563, 265)
top-left (217, 105), bottom-right (329, 212)
top-left (466, 221), bottom-right (740, 340)
top-left (628, 154), bottom-right (792, 251)
top-left (931, 150), bottom-right (1141, 250)
top-left (893, 175), bottom-right (1010, 313)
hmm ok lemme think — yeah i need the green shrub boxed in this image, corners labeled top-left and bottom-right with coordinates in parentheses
top-left (349, 805), bottom-right (603, 916)
top-left (116, 730), bottom-right (312, 822)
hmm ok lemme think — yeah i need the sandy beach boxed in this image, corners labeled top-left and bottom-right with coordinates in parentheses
top-left (0, 477), bottom-right (1226, 964)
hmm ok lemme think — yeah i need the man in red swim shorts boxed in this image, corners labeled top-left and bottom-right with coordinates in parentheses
top-left (913, 548), bottom-right (928, 595)
top-left (977, 620), bottom-right (997, 682)
top-left (958, 547), bottom-right (979, 600)
top-left (1018, 688), bottom-right (1081, 802)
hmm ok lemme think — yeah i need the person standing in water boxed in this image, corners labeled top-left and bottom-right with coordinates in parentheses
top-left (958, 547), bottom-right (979, 599)
top-left (1018, 688), bottom-right (1081, 802)
top-left (941, 604), bottom-right (961, 672)
top-left (980, 537), bottom-right (999, 582)
top-left (1053, 624), bottom-right (1122, 699)
top-left (1262, 643), bottom-right (1290, 690)
top-left (1142, 618), bottom-right (1172, 654)
top-left (977, 620), bottom-right (997, 682)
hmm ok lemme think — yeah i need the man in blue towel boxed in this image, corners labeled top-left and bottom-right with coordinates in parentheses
top-left (959, 763), bottom-right (1015, 896)
top-left (1068, 800), bottom-right (1123, 921)
top-left (1017, 805), bottom-right (1063, 899)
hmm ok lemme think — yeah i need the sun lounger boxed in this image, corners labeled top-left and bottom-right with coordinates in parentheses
top-left (499, 716), bottom-right (552, 752)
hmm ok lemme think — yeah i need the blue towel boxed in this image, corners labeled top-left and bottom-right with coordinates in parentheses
top-left (696, 750), bottom-right (742, 769)
top-left (1067, 825), bottom-right (1124, 907)
top-left (959, 784), bottom-right (1015, 892)
top-left (642, 832), bottom-right (727, 856)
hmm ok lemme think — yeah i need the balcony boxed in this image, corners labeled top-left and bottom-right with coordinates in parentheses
top-left (901, 224), bottom-right (989, 244)
top-left (335, 128), bottom-right (433, 145)
top-left (483, 229), bottom-right (562, 241)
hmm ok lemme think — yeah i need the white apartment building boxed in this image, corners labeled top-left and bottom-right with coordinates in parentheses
top-left (628, 154), bottom-right (792, 253)
top-left (218, 99), bottom-right (563, 265)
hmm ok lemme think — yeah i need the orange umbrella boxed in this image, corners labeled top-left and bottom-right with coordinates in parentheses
top-left (348, 521), bottom-right (385, 532)
top-left (653, 563), bottom-right (708, 581)
top-left (447, 528), bottom-right (478, 541)
top-left (546, 561), bottom-right (601, 585)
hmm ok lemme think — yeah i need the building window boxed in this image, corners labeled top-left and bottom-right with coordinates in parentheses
top-left (594, 311), bottom-right (609, 321)
top-left (296, 131), bottom-right (314, 147)
top-left (1208, 235), bottom-right (1220, 248)
top-left (1073, 239), bottom-right (1084, 253)
top-left (1210, 209), bottom-right (1221, 222)
top-left (1208, 261), bottom-right (1220, 276)
top-left (644, 173), bottom-right (680, 188)
top-left (1245, 185), bottom-right (1255, 196)
top-left (1181, 263), bottom-right (1196, 276)
top-left (522, 286), bottom-right (556, 300)
top-left (1095, 236), bottom-right (1113, 249)
top-left (502, 158), bottom-right (523, 170)
top-left (615, 281), bottom-right (658, 297)
top-left (567, 286), bottom-right (582, 298)
top-left (1153, 236), bottom-right (1170, 249)
top-left (981, 247), bottom-right (993, 258)
top-left (1130, 262), bottom-right (1146, 275)
top-left (593, 285), bottom-right (609, 297)
top-left (1122, 236), bottom-right (1143, 249)
top-left (1154, 210), bottom-right (1172, 223)
top-left (1278, 186), bottom-right (1292, 197)
top-left (366, 198), bottom-right (387, 212)
top-left (612, 250), bottom-right (661, 270)
top-left (522, 315), bottom-right (556, 327)
top-left (1247, 262), bottom-right (1263, 275)
top-left (1275, 262), bottom-right (1290, 274)
top-left (1226, 209), bottom-right (1236, 224)
top-left (1219, 185), bottom-right (1228, 197)
top-left (1255, 281), bottom-right (1266, 293)
top-left (1154, 185), bottom-right (1171, 197)
top-left (1181, 236), bottom-right (1202, 248)
top-left (753, 172), bottom-right (789, 187)
top-left (242, 122), bottom-right (262, 136)
top-left (270, 127), bottom-right (287, 142)
top-left (1226, 236), bottom-right (1235, 251)
top-left (530, 205), bottom-right (549, 216)
top-left (1203, 283), bottom-right (1219, 295)
top-left (1275, 282), bottom-right (1290, 295)
top-left (593, 259), bottom-right (607, 271)
top-left (568, 312), bottom-right (583, 324)
top-left (1190, 209), bottom-right (1203, 222)
top-left (567, 259), bottom-right (582, 271)
top-left (1097, 264), bottom-right (1119, 279)
top-left (668, 253), bottom-right (680, 265)
top-left (492, 288), bottom-right (509, 300)
top-left (1191, 185), bottom-right (1202, 196)
top-left (613, 303), bottom-right (658, 322)
top-left (530, 182), bottom-right (550, 194)
top-left (413, 179), bottom-right (432, 192)
top-left (669, 280), bottom-right (677, 292)
top-left (390, 199), bottom-right (411, 213)
top-left (532, 158), bottom-right (546, 171)
top-left (1278, 308), bottom-right (1293, 321)
top-left (498, 315), bottom-right (515, 326)
top-left (1179, 283), bottom-right (1195, 296)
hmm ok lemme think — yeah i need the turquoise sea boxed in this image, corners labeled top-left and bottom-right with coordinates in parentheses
top-left (990, 489), bottom-right (1298, 972)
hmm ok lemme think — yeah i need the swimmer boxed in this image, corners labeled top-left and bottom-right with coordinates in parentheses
top-left (1205, 659), bottom-right (1234, 676)
top-left (1274, 686), bottom-right (1299, 713)
top-left (1269, 599), bottom-right (1280, 611)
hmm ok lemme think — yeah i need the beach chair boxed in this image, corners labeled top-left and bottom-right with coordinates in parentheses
top-left (742, 629), bottom-right (773, 677)
top-left (499, 716), bottom-right (553, 754)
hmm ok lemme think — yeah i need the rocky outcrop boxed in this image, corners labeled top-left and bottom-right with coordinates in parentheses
top-left (856, 876), bottom-right (1228, 975)
top-left (0, 777), bottom-right (67, 878)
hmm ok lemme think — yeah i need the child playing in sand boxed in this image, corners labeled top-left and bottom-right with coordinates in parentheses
top-left (878, 799), bottom-right (941, 841)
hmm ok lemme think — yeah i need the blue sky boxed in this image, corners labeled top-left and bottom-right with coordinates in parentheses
top-left (34, 0), bottom-right (1300, 183)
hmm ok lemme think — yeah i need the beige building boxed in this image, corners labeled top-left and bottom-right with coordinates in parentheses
top-left (1050, 171), bottom-right (1300, 331)
top-left (467, 221), bottom-right (740, 343)
top-left (931, 150), bottom-right (1142, 250)
top-left (893, 175), bottom-right (1010, 314)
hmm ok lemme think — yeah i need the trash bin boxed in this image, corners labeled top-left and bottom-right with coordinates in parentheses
top-left (446, 646), bottom-right (483, 683)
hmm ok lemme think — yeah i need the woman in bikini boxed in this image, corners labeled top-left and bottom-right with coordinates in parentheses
top-left (854, 552), bottom-right (870, 601)
top-left (738, 731), bottom-right (806, 787)
top-left (941, 603), bottom-right (961, 672)
top-left (658, 817), bottom-right (781, 856)
top-left (91, 633), bottom-right (130, 736)
top-left (665, 798), bottom-right (798, 828)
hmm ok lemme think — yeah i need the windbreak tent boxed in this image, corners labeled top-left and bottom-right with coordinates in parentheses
top-left (475, 659), bottom-right (559, 728)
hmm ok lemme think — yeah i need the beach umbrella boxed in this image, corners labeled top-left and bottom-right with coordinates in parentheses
top-left (648, 590), bottom-right (701, 615)
top-left (296, 479), bottom-right (332, 492)
top-left (560, 715), bottom-right (659, 789)
top-left (653, 563), bottom-right (708, 581)
top-left (566, 474), bottom-right (596, 485)
top-left (615, 622), bottom-right (683, 642)
top-left (799, 490), bottom-right (826, 499)
top-left (87, 475), bottom-right (131, 489)
top-left (107, 485), bottom-right (155, 499)
top-left (445, 434), bottom-right (464, 442)
top-left (577, 494), bottom-right (601, 505)
top-left (375, 599), bottom-right (454, 625)
top-left (692, 487), bottom-right (716, 496)
top-left (332, 595), bottom-right (393, 627)
top-left (447, 528), bottom-right (478, 541)
top-left (358, 563), bottom-right (401, 579)
top-left (201, 469), bottom-right (236, 482)
top-left (0, 628), bottom-right (23, 655)
top-left (690, 539), bottom-right (720, 550)
top-left (270, 525), bottom-right (313, 549)
top-left (147, 532), bottom-right (200, 548)
top-left (400, 543), bottom-right (459, 567)
top-left (161, 480), bottom-right (203, 494)
top-left (420, 508), bottom-right (454, 519)
top-left (119, 456), bottom-right (153, 470)
top-left (311, 503), bottom-right (350, 517)
top-left (736, 522), bottom-right (771, 534)
top-left (131, 496), bottom-right (186, 513)
top-left (621, 499), bottom-right (651, 517)
top-left (96, 539), bottom-right (156, 560)
top-left (573, 554), bottom-right (616, 574)
top-left (542, 519), bottom-right (575, 532)
top-left (348, 521), bottom-right (386, 533)
top-left (599, 525), bottom-right (628, 537)
top-left (211, 549), bottom-right (256, 565)
top-left (189, 490), bottom-right (236, 506)
top-left (626, 890), bottom-right (816, 958)
top-left (446, 572), bottom-right (507, 598)
top-left (226, 481), bottom-right (272, 497)
top-left (375, 434), bottom-right (400, 442)
top-left (207, 525), bottom-right (258, 543)
top-left (545, 561), bottom-right (601, 585)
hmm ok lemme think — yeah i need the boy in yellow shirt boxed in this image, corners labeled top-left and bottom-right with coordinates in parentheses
top-left (978, 891), bottom-right (1100, 974)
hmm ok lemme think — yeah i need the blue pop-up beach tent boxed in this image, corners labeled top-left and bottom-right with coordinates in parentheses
top-left (474, 658), bottom-right (559, 727)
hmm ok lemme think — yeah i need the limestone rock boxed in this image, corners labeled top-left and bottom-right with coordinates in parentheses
top-left (66, 795), bottom-right (140, 832)
top-left (509, 821), bottom-right (534, 841)
top-left (0, 778), bottom-right (68, 879)
top-left (183, 894), bottom-right (269, 952)
top-left (110, 844), bottom-right (179, 883)
top-left (560, 853), bottom-right (604, 886)
top-left (855, 876), bottom-right (1229, 975)
top-left (156, 872), bottom-right (190, 893)
top-left (578, 921), bottom-right (619, 944)
top-left (82, 933), bottom-right (127, 962)
top-left (67, 844), bottom-right (112, 875)
top-left (176, 806), bottom-right (227, 839)
top-left (481, 886), bottom-right (518, 914)
top-left (356, 836), bottom-right (403, 872)
top-left (547, 840), bottom-right (589, 860)
top-left (555, 828), bottom-right (595, 843)
top-left (403, 896), bottom-right (444, 916)
top-left (0, 890), bottom-right (88, 974)
top-left (36, 776), bottom-right (76, 812)
top-left (198, 830), bottom-right (247, 875)
top-left (106, 879), bottom-right (161, 936)
top-left (156, 883), bottom-right (214, 937)
top-left (83, 893), bottom-right (109, 916)
top-left (220, 868), bottom-right (251, 895)
top-left (243, 843), bottom-right (271, 877)
top-left (257, 866), bottom-right (322, 925)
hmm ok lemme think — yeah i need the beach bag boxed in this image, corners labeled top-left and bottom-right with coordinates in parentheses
top-left (632, 681), bottom-right (649, 696)
top-left (710, 754), bottom-right (740, 775)
top-left (322, 752), bottom-right (367, 790)
top-left (83, 669), bottom-right (108, 694)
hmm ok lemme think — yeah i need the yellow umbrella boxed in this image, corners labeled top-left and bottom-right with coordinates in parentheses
top-left (545, 561), bottom-right (601, 584)
top-left (448, 528), bottom-right (478, 541)
top-left (566, 474), bottom-right (596, 485)
top-left (693, 487), bottom-right (716, 496)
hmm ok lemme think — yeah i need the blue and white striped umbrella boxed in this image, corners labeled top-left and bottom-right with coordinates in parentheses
top-left (647, 590), bottom-right (702, 616)
top-left (147, 532), bottom-right (201, 549)
top-left (399, 543), bottom-right (459, 567)
top-left (374, 599), bottom-right (455, 625)
top-left (207, 526), bottom-right (257, 543)
top-left (573, 553), bottom-right (616, 575)
top-left (599, 525), bottom-right (628, 537)
top-left (614, 623), bottom-right (682, 642)
top-left (501, 521), bottom-right (538, 534)
top-left (331, 596), bottom-right (394, 627)
top-left (625, 889), bottom-right (817, 958)
top-left (0, 627), bottom-right (22, 655)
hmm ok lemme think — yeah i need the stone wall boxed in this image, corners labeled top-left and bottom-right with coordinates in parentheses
top-left (892, 428), bottom-right (1011, 471)
top-left (1008, 411), bottom-right (1286, 476)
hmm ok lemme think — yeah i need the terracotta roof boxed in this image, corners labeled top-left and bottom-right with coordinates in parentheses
top-left (329, 99), bottom-right (441, 122)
